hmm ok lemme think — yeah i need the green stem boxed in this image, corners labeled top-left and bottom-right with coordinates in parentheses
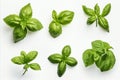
top-left (22, 69), bottom-right (27, 75)
top-left (96, 19), bottom-right (98, 27)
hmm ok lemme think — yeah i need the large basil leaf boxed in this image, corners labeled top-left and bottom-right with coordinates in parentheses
top-left (65, 57), bottom-right (77, 66)
top-left (27, 18), bottom-right (43, 31)
top-left (19, 3), bottom-right (32, 20)
top-left (49, 21), bottom-right (62, 38)
top-left (57, 10), bottom-right (74, 25)
top-left (82, 5), bottom-right (95, 16)
top-left (13, 26), bottom-right (27, 43)
top-left (95, 50), bottom-right (115, 71)
top-left (101, 3), bottom-right (111, 17)
top-left (82, 49), bottom-right (95, 67)
top-left (48, 53), bottom-right (63, 63)
top-left (25, 51), bottom-right (38, 63)
top-left (4, 14), bottom-right (21, 28)
top-left (98, 16), bottom-right (109, 32)
top-left (11, 56), bottom-right (25, 65)
top-left (57, 61), bottom-right (66, 77)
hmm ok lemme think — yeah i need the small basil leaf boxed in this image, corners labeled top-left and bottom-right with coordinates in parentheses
top-left (23, 64), bottom-right (29, 69)
top-left (95, 50), bottom-right (116, 71)
top-left (57, 10), bottom-right (74, 25)
top-left (49, 21), bottom-right (62, 38)
top-left (87, 16), bottom-right (97, 25)
top-left (94, 4), bottom-right (100, 16)
top-left (82, 49), bottom-right (95, 67)
top-left (94, 53), bottom-right (100, 61)
top-left (30, 63), bottom-right (41, 70)
top-left (52, 10), bottom-right (58, 21)
top-left (48, 53), bottom-right (63, 63)
top-left (13, 26), bottom-right (27, 43)
top-left (101, 3), bottom-right (111, 17)
top-left (98, 16), bottom-right (109, 32)
top-left (62, 45), bottom-right (71, 57)
top-left (57, 61), bottom-right (66, 77)
top-left (19, 3), bottom-right (32, 20)
top-left (92, 40), bottom-right (104, 54)
top-left (103, 42), bottom-right (112, 50)
top-left (11, 56), bottom-right (25, 65)
top-left (65, 57), bottom-right (77, 66)
top-left (27, 18), bottom-right (43, 31)
top-left (82, 5), bottom-right (95, 16)
top-left (3, 14), bottom-right (21, 28)
top-left (25, 51), bottom-right (38, 63)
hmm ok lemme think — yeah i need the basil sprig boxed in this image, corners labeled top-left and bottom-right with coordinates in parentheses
top-left (49, 10), bottom-right (74, 38)
top-left (82, 40), bottom-right (116, 72)
top-left (48, 45), bottom-right (77, 77)
top-left (11, 51), bottom-right (41, 75)
top-left (82, 3), bottom-right (111, 32)
top-left (4, 3), bottom-right (43, 43)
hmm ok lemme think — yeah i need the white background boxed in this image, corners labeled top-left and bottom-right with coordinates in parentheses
top-left (0, 0), bottom-right (120, 80)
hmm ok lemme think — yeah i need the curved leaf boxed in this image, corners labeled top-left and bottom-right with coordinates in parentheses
top-left (94, 4), bottom-right (100, 16)
top-left (62, 45), bottom-right (71, 57)
top-left (87, 16), bottom-right (97, 25)
top-left (65, 57), bottom-right (77, 66)
top-left (3, 14), bottom-right (21, 28)
top-left (11, 56), bottom-right (24, 65)
top-left (30, 63), bottom-right (41, 70)
top-left (27, 18), bottom-right (43, 31)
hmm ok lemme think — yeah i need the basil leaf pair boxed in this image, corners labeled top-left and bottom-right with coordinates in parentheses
top-left (4, 3), bottom-right (43, 43)
top-left (82, 40), bottom-right (116, 72)
top-left (48, 45), bottom-right (77, 77)
top-left (11, 51), bottom-right (41, 75)
top-left (49, 10), bottom-right (74, 38)
top-left (82, 3), bottom-right (111, 32)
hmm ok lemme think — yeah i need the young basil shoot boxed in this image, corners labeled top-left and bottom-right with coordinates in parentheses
top-left (49, 10), bottom-right (74, 38)
top-left (11, 51), bottom-right (41, 75)
top-left (82, 3), bottom-right (111, 32)
top-left (48, 45), bottom-right (77, 77)
top-left (82, 40), bottom-right (116, 72)
top-left (4, 3), bottom-right (43, 43)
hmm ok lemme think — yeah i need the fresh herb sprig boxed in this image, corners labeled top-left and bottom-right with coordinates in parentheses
top-left (11, 51), bottom-right (41, 75)
top-left (48, 45), bottom-right (77, 77)
top-left (82, 3), bottom-right (111, 32)
top-left (82, 40), bottom-right (116, 71)
top-left (49, 10), bottom-right (74, 38)
top-left (4, 3), bottom-right (43, 43)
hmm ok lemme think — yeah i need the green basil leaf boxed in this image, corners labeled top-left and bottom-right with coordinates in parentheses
top-left (11, 56), bottom-right (25, 65)
top-left (13, 26), bottom-right (27, 43)
top-left (48, 53), bottom-right (63, 63)
top-left (62, 45), bottom-right (71, 57)
top-left (52, 10), bottom-right (58, 21)
top-left (82, 5), bottom-right (95, 16)
top-left (94, 4), bottom-right (100, 16)
top-left (3, 14), bottom-right (21, 28)
top-left (87, 16), bottom-right (97, 25)
top-left (49, 21), bottom-right (62, 38)
top-left (26, 18), bottom-right (43, 31)
top-left (23, 64), bottom-right (29, 69)
top-left (101, 3), bottom-right (111, 17)
top-left (65, 57), bottom-right (77, 66)
top-left (30, 63), bottom-right (41, 70)
top-left (98, 16), bottom-right (109, 32)
top-left (103, 42), bottom-right (112, 50)
top-left (82, 49), bottom-right (95, 67)
top-left (57, 10), bottom-right (74, 25)
top-left (92, 40), bottom-right (104, 54)
top-left (19, 3), bottom-right (32, 20)
top-left (95, 50), bottom-right (116, 71)
top-left (94, 53), bottom-right (100, 61)
top-left (25, 51), bottom-right (38, 63)
top-left (57, 61), bottom-right (66, 77)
